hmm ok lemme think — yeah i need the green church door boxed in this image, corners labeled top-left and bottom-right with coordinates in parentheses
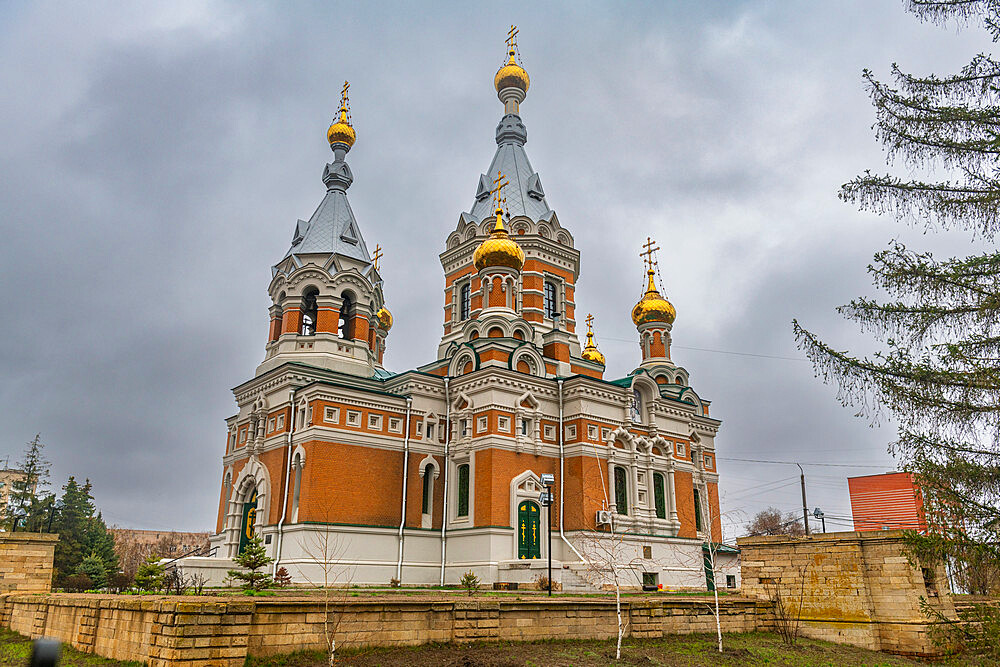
top-left (238, 490), bottom-right (258, 556)
top-left (517, 500), bottom-right (541, 560)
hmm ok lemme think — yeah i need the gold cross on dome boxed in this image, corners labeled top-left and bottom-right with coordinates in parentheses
top-left (640, 237), bottom-right (660, 272)
top-left (585, 313), bottom-right (595, 332)
top-left (372, 244), bottom-right (383, 271)
top-left (506, 25), bottom-right (519, 53)
top-left (490, 170), bottom-right (510, 211)
top-left (340, 81), bottom-right (350, 111)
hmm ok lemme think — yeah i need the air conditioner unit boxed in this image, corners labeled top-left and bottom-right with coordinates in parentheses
top-left (596, 510), bottom-right (613, 526)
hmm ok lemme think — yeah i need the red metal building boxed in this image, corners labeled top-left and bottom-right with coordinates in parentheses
top-left (848, 472), bottom-right (926, 533)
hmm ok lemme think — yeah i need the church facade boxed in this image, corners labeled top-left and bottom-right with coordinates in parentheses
top-left (198, 34), bottom-right (724, 590)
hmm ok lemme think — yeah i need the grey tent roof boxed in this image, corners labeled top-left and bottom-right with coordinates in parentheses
top-left (469, 114), bottom-right (552, 223)
top-left (282, 185), bottom-right (371, 264)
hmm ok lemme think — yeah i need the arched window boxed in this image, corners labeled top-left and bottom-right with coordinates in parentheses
top-left (460, 283), bottom-right (471, 321)
top-left (653, 472), bottom-right (666, 520)
top-left (457, 464), bottom-right (470, 517)
top-left (291, 453), bottom-right (303, 522)
top-left (422, 465), bottom-right (433, 515)
top-left (544, 281), bottom-right (558, 319)
top-left (614, 466), bottom-right (628, 516)
top-left (301, 288), bottom-right (318, 336)
top-left (631, 388), bottom-right (643, 423)
top-left (338, 293), bottom-right (354, 339)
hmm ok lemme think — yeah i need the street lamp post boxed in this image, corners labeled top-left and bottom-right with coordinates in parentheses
top-left (540, 473), bottom-right (555, 597)
top-left (813, 507), bottom-right (826, 533)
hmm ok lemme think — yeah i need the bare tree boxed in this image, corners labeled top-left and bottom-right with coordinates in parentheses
top-left (299, 505), bottom-right (354, 665)
top-left (765, 565), bottom-right (809, 647)
top-left (745, 508), bottom-right (805, 537)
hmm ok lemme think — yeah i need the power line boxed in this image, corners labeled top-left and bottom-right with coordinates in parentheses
top-left (600, 335), bottom-right (809, 362)
top-left (717, 456), bottom-right (891, 469)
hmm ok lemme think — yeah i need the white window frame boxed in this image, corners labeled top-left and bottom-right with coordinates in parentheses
top-left (498, 416), bottom-right (511, 433)
top-left (587, 425), bottom-right (598, 441)
top-left (675, 442), bottom-right (685, 457)
top-left (324, 406), bottom-right (340, 424)
top-left (477, 416), bottom-right (488, 434)
top-left (388, 417), bottom-right (402, 434)
top-left (267, 417), bottom-right (276, 432)
top-left (276, 414), bottom-right (285, 430)
top-left (565, 424), bottom-right (577, 440)
top-left (601, 427), bottom-right (611, 441)
top-left (347, 410), bottom-right (362, 427)
top-left (368, 414), bottom-right (383, 430)
top-left (543, 425), bottom-right (555, 440)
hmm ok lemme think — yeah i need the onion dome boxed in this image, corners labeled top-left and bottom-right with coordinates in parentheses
top-left (631, 270), bottom-right (676, 326)
top-left (376, 306), bottom-right (393, 331)
top-left (327, 107), bottom-right (356, 148)
top-left (581, 315), bottom-right (606, 366)
top-left (494, 49), bottom-right (530, 94)
top-left (473, 208), bottom-right (525, 271)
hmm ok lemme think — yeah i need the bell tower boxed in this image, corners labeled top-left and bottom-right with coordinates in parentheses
top-left (259, 82), bottom-right (392, 378)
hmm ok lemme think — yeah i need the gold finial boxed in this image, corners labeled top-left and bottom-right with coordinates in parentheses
top-left (490, 170), bottom-right (510, 229)
top-left (582, 313), bottom-right (606, 366)
top-left (640, 236), bottom-right (660, 273)
top-left (473, 169), bottom-right (524, 272)
top-left (495, 26), bottom-right (529, 95)
top-left (632, 237), bottom-right (676, 326)
top-left (327, 80), bottom-right (357, 148)
top-left (373, 243), bottom-right (383, 272)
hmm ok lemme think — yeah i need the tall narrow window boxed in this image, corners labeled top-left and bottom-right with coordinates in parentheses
top-left (291, 454), bottom-right (302, 522)
top-left (614, 466), bottom-right (628, 516)
top-left (544, 281), bottom-right (558, 319)
top-left (693, 488), bottom-right (703, 532)
top-left (338, 293), bottom-right (353, 339)
top-left (460, 283), bottom-right (471, 321)
top-left (301, 288), bottom-right (318, 335)
top-left (422, 466), bottom-right (433, 515)
top-left (653, 472), bottom-right (666, 520)
top-left (457, 464), bottom-right (469, 517)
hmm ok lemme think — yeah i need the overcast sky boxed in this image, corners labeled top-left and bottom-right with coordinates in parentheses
top-left (0, 2), bottom-right (991, 537)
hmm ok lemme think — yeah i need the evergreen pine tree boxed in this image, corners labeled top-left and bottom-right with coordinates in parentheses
top-left (85, 511), bottom-right (120, 576)
top-left (227, 535), bottom-right (273, 592)
top-left (134, 556), bottom-right (165, 592)
top-left (52, 477), bottom-right (98, 585)
top-left (77, 552), bottom-right (108, 590)
top-left (793, 0), bottom-right (1000, 586)
top-left (4, 434), bottom-right (49, 530)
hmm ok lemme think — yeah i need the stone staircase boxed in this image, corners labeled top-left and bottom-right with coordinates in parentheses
top-left (560, 566), bottom-right (598, 593)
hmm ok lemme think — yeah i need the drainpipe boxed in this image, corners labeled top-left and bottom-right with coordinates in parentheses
top-left (439, 376), bottom-right (451, 586)
top-left (557, 378), bottom-right (586, 564)
top-left (396, 396), bottom-right (413, 582)
top-left (273, 388), bottom-right (298, 576)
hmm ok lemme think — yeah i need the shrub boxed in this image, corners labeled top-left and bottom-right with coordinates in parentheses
top-left (274, 567), bottom-right (292, 587)
top-left (389, 576), bottom-right (401, 588)
top-left (534, 573), bottom-right (551, 592)
top-left (134, 557), bottom-right (165, 592)
top-left (63, 573), bottom-right (93, 592)
top-left (460, 570), bottom-right (480, 596)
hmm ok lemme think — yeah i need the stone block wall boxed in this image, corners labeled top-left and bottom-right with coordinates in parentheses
top-left (738, 530), bottom-right (955, 657)
top-left (0, 593), bottom-right (763, 666)
top-left (0, 532), bottom-right (57, 593)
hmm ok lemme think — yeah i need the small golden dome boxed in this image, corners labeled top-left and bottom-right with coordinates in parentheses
top-left (327, 108), bottom-right (356, 148)
top-left (494, 50), bottom-right (530, 94)
top-left (473, 209), bottom-right (525, 272)
top-left (376, 307), bottom-right (392, 331)
top-left (631, 270), bottom-right (676, 326)
top-left (581, 318), bottom-right (606, 366)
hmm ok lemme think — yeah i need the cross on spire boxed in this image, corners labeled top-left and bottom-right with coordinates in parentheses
top-left (372, 244), bottom-right (383, 272)
top-left (640, 237), bottom-right (660, 272)
top-left (506, 25), bottom-right (519, 55)
top-left (340, 81), bottom-right (351, 121)
top-left (585, 313), bottom-right (595, 332)
top-left (490, 170), bottom-right (510, 212)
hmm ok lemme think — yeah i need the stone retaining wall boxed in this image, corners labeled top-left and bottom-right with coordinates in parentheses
top-left (738, 530), bottom-right (955, 657)
top-left (0, 593), bottom-right (762, 666)
top-left (0, 533), bottom-right (57, 593)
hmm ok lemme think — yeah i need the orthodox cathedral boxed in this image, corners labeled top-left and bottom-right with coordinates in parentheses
top-left (191, 31), bottom-right (725, 590)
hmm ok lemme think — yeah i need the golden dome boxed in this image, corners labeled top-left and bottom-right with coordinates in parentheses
top-left (494, 50), bottom-right (530, 94)
top-left (631, 270), bottom-right (676, 326)
top-left (327, 108), bottom-right (356, 148)
top-left (473, 209), bottom-right (525, 272)
top-left (581, 316), bottom-right (606, 366)
top-left (376, 307), bottom-right (392, 331)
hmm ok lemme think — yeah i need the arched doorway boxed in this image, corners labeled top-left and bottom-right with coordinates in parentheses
top-left (238, 489), bottom-right (258, 555)
top-left (517, 500), bottom-right (541, 560)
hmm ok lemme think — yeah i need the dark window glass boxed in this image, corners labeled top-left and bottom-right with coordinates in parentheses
top-left (544, 281), bottom-right (557, 318)
top-left (653, 472), bottom-right (666, 520)
top-left (457, 464), bottom-right (470, 517)
top-left (422, 467), bottom-right (432, 514)
top-left (614, 466), bottom-right (628, 516)
top-left (338, 294), bottom-right (353, 339)
top-left (460, 284), bottom-right (471, 320)
top-left (693, 488), bottom-right (703, 532)
top-left (301, 289), bottom-right (319, 335)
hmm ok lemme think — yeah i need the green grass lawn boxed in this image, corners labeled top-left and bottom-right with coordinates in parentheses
top-left (0, 628), bottom-right (143, 667)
